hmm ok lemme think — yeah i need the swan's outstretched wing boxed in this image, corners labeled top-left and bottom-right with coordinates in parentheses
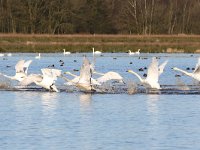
top-left (51, 69), bottom-right (62, 80)
top-left (146, 57), bottom-right (159, 83)
top-left (15, 60), bottom-right (25, 73)
top-left (78, 57), bottom-right (92, 85)
top-left (97, 72), bottom-right (123, 83)
top-left (158, 60), bottom-right (168, 75)
top-left (23, 60), bottom-right (32, 74)
top-left (41, 68), bottom-right (52, 77)
top-left (19, 74), bottom-right (43, 86)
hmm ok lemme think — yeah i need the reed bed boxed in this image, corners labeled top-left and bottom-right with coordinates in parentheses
top-left (0, 34), bottom-right (200, 53)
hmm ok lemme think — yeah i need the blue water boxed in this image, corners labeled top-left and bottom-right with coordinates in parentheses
top-left (0, 53), bottom-right (200, 149)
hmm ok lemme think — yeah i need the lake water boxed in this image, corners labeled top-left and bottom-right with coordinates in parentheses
top-left (0, 53), bottom-right (200, 149)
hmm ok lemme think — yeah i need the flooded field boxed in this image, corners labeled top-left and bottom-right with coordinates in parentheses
top-left (0, 53), bottom-right (200, 149)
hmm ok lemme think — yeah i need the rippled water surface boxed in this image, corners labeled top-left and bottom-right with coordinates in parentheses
top-left (0, 53), bottom-right (200, 149)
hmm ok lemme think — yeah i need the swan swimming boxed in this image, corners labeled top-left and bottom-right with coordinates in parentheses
top-left (0, 60), bottom-right (32, 82)
top-left (93, 47), bottom-right (102, 55)
top-left (63, 49), bottom-right (71, 55)
top-left (127, 57), bottom-right (164, 89)
top-left (35, 53), bottom-right (41, 59)
top-left (128, 49), bottom-right (140, 55)
top-left (20, 68), bottom-right (61, 92)
top-left (172, 58), bottom-right (200, 81)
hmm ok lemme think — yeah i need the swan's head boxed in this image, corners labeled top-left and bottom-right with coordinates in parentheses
top-left (64, 71), bottom-right (71, 75)
top-left (172, 67), bottom-right (178, 71)
top-left (127, 70), bottom-right (133, 73)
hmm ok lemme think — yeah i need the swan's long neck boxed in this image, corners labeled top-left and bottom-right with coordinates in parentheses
top-left (67, 72), bottom-right (78, 77)
top-left (0, 73), bottom-right (13, 80)
top-left (129, 50), bottom-right (131, 53)
top-left (92, 47), bottom-right (95, 55)
top-left (173, 67), bottom-right (192, 77)
top-left (93, 71), bottom-right (104, 76)
top-left (128, 70), bottom-right (144, 82)
top-left (61, 74), bottom-right (74, 83)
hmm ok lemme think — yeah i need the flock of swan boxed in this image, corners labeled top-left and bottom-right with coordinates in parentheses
top-left (1, 51), bottom-right (200, 94)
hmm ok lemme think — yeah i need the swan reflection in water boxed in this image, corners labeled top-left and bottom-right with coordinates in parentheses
top-left (79, 93), bottom-right (92, 111)
top-left (41, 92), bottom-right (59, 112)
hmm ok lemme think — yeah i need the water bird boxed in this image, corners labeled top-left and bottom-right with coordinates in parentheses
top-left (129, 49), bottom-right (140, 55)
top-left (7, 53), bottom-right (12, 57)
top-left (93, 47), bottom-right (102, 55)
top-left (127, 57), bottom-right (167, 89)
top-left (63, 57), bottom-right (99, 92)
top-left (74, 60), bottom-right (77, 62)
top-left (94, 71), bottom-right (124, 84)
top-left (0, 60), bottom-right (32, 82)
top-left (138, 68), bottom-right (144, 71)
top-left (20, 68), bottom-right (61, 92)
top-left (0, 53), bottom-right (4, 57)
top-left (130, 62), bottom-right (133, 64)
top-left (63, 49), bottom-right (71, 55)
top-left (73, 69), bottom-right (79, 72)
top-left (172, 58), bottom-right (200, 82)
top-left (35, 53), bottom-right (41, 59)
top-left (143, 73), bottom-right (147, 77)
top-left (48, 64), bottom-right (55, 68)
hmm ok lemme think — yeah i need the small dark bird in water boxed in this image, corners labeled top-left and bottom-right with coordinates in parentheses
top-left (59, 60), bottom-right (64, 63)
top-left (73, 69), bottom-right (79, 72)
top-left (74, 60), bottom-right (77, 62)
top-left (186, 67), bottom-right (190, 70)
top-left (192, 68), bottom-right (195, 70)
top-left (129, 62), bottom-right (132, 64)
top-left (100, 54), bottom-right (103, 57)
top-left (190, 55), bottom-right (193, 57)
top-left (144, 67), bottom-right (147, 70)
top-left (6, 65), bottom-right (11, 68)
top-left (113, 57), bottom-right (117, 60)
top-left (175, 74), bottom-right (181, 77)
top-left (60, 62), bottom-right (64, 66)
top-left (138, 68), bottom-right (144, 71)
top-left (48, 64), bottom-right (55, 68)
top-left (143, 73), bottom-right (147, 77)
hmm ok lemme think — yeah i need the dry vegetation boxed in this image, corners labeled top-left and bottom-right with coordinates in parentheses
top-left (0, 34), bottom-right (200, 53)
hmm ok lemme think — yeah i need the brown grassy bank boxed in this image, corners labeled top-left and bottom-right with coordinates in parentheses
top-left (1, 34), bottom-right (200, 53)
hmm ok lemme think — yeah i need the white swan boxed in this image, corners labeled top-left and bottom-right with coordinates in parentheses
top-left (20, 68), bottom-right (61, 92)
top-left (7, 53), bottom-right (12, 57)
top-left (129, 49), bottom-right (140, 55)
top-left (63, 49), bottom-right (71, 55)
top-left (127, 57), bottom-right (160, 89)
top-left (0, 60), bottom-right (32, 82)
top-left (94, 71), bottom-right (124, 83)
top-left (0, 53), bottom-right (4, 57)
top-left (63, 57), bottom-right (98, 92)
top-left (64, 71), bottom-right (100, 85)
top-left (135, 49), bottom-right (140, 55)
top-left (128, 50), bottom-right (135, 55)
top-left (93, 47), bottom-right (102, 55)
top-left (35, 53), bottom-right (41, 59)
top-left (172, 58), bottom-right (200, 81)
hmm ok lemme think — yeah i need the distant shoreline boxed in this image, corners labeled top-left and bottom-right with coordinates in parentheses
top-left (0, 34), bottom-right (200, 53)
